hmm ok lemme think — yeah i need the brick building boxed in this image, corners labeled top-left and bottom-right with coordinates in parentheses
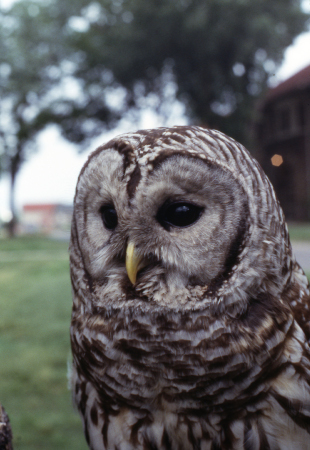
top-left (256, 64), bottom-right (310, 221)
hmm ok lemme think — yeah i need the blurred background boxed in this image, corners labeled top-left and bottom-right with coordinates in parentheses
top-left (1, 0), bottom-right (310, 448)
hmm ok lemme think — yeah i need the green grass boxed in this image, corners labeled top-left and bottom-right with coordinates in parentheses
top-left (288, 222), bottom-right (310, 241)
top-left (0, 235), bottom-right (69, 251)
top-left (0, 236), bottom-right (87, 450)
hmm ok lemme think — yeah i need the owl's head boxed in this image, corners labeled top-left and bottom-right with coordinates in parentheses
top-left (71, 126), bottom-right (292, 314)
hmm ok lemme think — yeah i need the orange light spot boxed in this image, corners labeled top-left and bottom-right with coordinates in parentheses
top-left (271, 154), bottom-right (283, 167)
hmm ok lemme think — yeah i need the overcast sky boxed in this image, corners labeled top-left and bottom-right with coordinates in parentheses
top-left (1, 12), bottom-right (310, 220)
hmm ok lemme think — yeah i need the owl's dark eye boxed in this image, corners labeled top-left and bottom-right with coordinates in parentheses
top-left (156, 201), bottom-right (203, 230)
top-left (99, 205), bottom-right (118, 230)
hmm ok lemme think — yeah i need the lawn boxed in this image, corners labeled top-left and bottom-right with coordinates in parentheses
top-left (0, 236), bottom-right (87, 450)
top-left (288, 222), bottom-right (310, 241)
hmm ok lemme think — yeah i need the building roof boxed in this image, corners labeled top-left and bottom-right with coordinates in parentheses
top-left (23, 203), bottom-right (73, 212)
top-left (265, 64), bottom-right (310, 103)
top-left (23, 204), bottom-right (56, 212)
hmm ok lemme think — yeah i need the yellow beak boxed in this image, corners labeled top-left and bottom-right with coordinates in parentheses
top-left (126, 241), bottom-right (146, 284)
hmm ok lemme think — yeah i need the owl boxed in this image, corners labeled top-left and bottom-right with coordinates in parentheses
top-left (70, 125), bottom-right (310, 450)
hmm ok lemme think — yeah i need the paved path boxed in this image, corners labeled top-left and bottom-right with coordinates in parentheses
top-left (292, 241), bottom-right (310, 272)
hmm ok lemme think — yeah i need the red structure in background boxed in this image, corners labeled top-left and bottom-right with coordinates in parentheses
top-left (256, 64), bottom-right (310, 221)
top-left (22, 203), bottom-right (72, 236)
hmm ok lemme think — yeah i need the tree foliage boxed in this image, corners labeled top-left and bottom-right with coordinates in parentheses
top-left (64, 0), bottom-right (309, 144)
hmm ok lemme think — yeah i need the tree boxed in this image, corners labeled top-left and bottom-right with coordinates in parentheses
top-left (0, 1), bottom-right (95, 236)
top-left (0, 2), bottom-right (61, 235)
top-left (0, 0), bottom-right (124, 236)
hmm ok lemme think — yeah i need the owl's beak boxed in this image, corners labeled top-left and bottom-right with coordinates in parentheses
top-left (126, 241), bottom-right (146, 284)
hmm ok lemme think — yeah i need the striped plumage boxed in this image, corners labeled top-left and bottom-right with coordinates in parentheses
top-left (70, 126), bottom-right (310, 450)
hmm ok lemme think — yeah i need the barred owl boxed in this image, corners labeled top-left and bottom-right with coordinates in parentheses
top-left (70, 126), bottom-right (310, 450)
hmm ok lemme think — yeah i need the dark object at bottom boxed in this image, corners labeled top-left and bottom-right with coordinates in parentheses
top-left (0, 404), bottom-right (13, 450)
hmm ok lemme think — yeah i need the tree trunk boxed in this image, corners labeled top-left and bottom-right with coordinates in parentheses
top-left (7, 153), bottom-right (20, 238)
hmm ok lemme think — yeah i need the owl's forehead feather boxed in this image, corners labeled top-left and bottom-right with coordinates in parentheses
top-left (93, 126), bottom-right (250, 178)
top-left (111, 126), bottom-right (224, 162)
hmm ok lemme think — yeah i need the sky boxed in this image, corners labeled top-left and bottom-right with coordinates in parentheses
top-left (1, 7), bottom-right (310, 220)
